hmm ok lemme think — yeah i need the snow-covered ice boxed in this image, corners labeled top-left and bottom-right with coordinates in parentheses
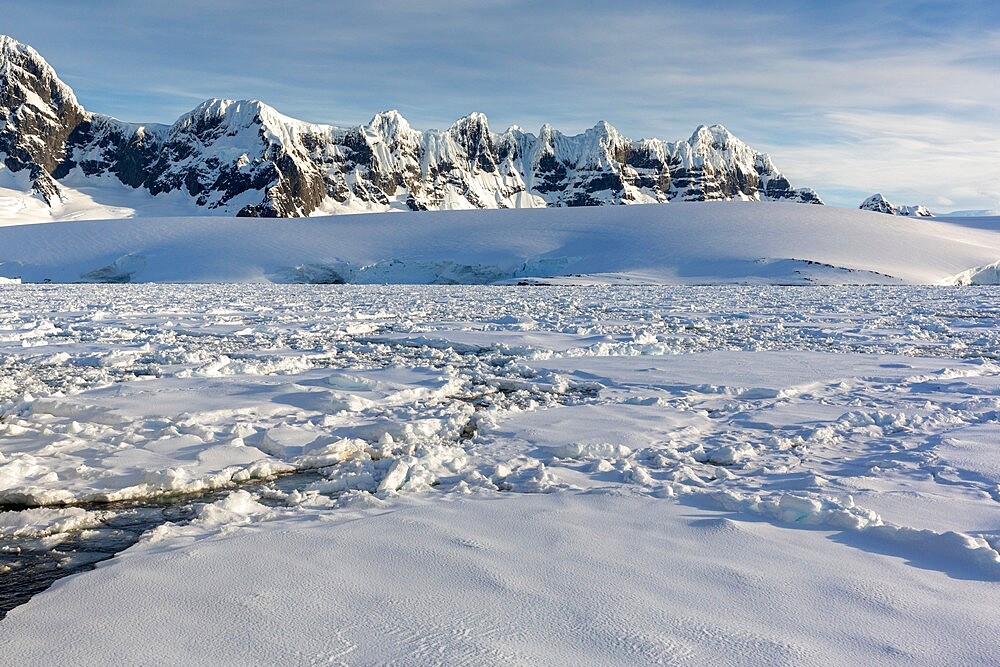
top-left (1, 283), bottom-right (998, 664)
top-left (0, 202), bottom-right (998, 285)
top-left (5, 492), bottom-right (999, 665)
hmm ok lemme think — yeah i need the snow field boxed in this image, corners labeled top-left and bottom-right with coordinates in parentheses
top-left (0, 202), bottom-right (998, 285)
top-left (0, 284), bottom-right (998, 664)
top-left (4, 492), bottom-right (1000, 665)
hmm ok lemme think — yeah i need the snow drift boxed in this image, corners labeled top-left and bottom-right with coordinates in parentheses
top-left (0, 202), bottom-right (997, 285)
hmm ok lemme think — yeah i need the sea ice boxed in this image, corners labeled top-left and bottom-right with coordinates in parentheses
top-left (0, 283), bottom-right (997, 663)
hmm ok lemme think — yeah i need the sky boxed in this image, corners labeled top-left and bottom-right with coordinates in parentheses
top-left (4, 0), bottom-right (999, 211)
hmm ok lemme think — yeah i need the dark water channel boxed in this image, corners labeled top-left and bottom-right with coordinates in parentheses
top-left (0, 470), bottom-right (328, 620)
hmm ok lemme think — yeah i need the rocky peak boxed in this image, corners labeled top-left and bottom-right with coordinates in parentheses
top-left (367, 109), bottom-right (415, 142)
top-left (581, 121), bottom-right (630, 166)
top-left (171, 99), bottom-right (294, 144)
top-left (683, 124), bottom-right (755, 165)
top-left (860, 193), bottom-right (932, 217)
top-left (446, 112), bottom-right (496, 173)
top-left (449, 111), bottom-right (489, 132)
top-left (588, 120), bottom-right (622, 144)
top-left (529, 120), bottom-right (629, 169)
top-left (0, 35), bottom-right (87, 202)
top-left (494, 125), bottom-right (533, 164)
top-left (860, 193), bottom-right (894, 214)
top-left (905, 205), bottom-right (934, 217)
top-left (534, 123), bottom-right (557, 150)
top-left (0, 36), bottom-right (80, 113)
top-left (448, 112), bottom-right (493, 150)
top-left (688, 123), bottom-right (736, 150)
top-left (177, 97), bottom-right (264, 121)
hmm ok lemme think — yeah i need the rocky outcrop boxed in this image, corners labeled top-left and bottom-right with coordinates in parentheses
top-left (1, 34), bottom-right (823, 219)
top-left (860, 193), bottom-right (932, 217)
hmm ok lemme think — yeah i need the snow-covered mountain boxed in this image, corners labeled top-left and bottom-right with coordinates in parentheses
top-left (1, 35), bottom-right (821, 220)
top-left (859, 193), bottom-right (932, 217)
top-left (0, 36), bottom-right (86, 206)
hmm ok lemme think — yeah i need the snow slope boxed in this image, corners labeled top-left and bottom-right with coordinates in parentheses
top-left (0, 202), bottom-right (997, 285)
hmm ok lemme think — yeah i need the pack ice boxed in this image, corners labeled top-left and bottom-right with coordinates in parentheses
top-left (0, 284), bottom-right (998, 664)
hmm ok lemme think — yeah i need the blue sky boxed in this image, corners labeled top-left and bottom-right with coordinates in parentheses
top-left (5, 0), bottom-right (999, 210)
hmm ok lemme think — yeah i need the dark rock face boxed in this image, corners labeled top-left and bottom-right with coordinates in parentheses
top-left (0, 35), bottom-right (823, 219)
top-left (55, 116), bottom-right (161, 187)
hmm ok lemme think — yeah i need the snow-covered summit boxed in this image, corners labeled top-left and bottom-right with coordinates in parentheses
top-left (0, 36), bottom-right (79, 111)
top-left (860, 193), bottom-right (932, 217)
top-left (688, 123), bottom-right (737, 148)
top-left (1, 34), bottom-right (822, 220)
top-left (0, 35), bottom-right (86, 204)
top-left (367, 109), bottom-right (416, 140)
top-left (174, 98), bottom-right (286, 135)
top-left (661, 124), bottom-right (821, 204)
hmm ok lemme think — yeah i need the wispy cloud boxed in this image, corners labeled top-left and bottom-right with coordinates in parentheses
top-left (773, 111), bottom-right (1000, 208)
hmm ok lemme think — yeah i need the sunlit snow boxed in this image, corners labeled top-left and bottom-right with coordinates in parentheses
top-left (0, 202), bottom-right (998, 285)
top-left (0, 283), bottom-right (998, 664)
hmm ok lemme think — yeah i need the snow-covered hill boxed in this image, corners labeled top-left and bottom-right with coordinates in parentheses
top-left (0, 202), bottom-right (996, 285)
top-left (860, 193), bottom-right (932, 217)
top-left (0, 35), bottom-right (820, 223)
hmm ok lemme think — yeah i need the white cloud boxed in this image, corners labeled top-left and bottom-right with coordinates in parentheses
top-left (772, 110), bottom-right (1000, 209)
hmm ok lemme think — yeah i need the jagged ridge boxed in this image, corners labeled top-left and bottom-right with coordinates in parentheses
top-left (1, 35), bottom-right (823, 218)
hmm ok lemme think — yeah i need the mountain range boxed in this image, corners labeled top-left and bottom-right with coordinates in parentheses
top-left (1, 35), bottom-right (822, 219)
